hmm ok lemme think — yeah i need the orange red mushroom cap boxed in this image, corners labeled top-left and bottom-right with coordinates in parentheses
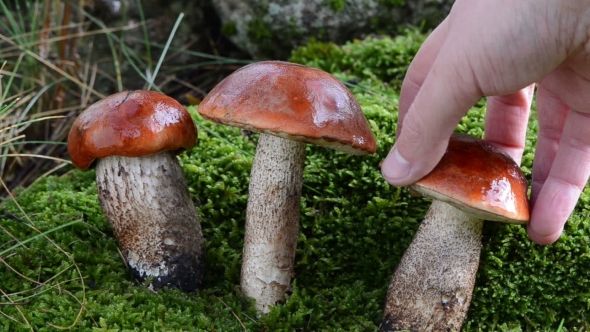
top-left (198, 61), bottom-right (376, 155)
top-left (410, 133), bottom-right (530, 224)
top-left (67, 90), bottom-right (197, 170)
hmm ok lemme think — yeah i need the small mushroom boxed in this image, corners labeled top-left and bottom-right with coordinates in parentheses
top-left (381, 133), bottom-right (530, 331)
top-left (198, 61), bottom-right (377, 312)
top-left (67, 90), bottom-right (205, 291)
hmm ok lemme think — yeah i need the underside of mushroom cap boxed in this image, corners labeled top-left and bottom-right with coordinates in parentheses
top-left (197, 61), bottom-right (376, 155)
top-left (68, 90), bottom-right (197, 170)
top-left (409, 133), bottom-right (530, 224)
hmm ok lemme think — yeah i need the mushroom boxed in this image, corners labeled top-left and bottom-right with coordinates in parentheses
top-left (67, 90), bottom-right (206, 292)
top-left (381, 133), bottom-right (530, 331)
top-left (198, 61), bottom-right (377, 312)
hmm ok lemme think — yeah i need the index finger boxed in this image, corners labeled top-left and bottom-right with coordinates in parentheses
top-left (382, 34), bottom-right (483, 186)
top-left (397, 20), bottom-right (449, 135)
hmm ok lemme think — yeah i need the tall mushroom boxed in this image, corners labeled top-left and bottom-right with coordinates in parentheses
top-left (198, 61), bottom-right (377, 312)
top-left (67, 90), bottom-right (205, 291)
top-left (381, 133), bottom-right (530, 331)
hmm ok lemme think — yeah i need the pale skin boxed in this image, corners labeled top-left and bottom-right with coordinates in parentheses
top-left (381, 0), bottom-right (590, 245)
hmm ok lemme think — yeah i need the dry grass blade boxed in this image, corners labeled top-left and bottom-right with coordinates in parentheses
top-left (46, 287), bottom-right (92, 330)
top-left (215, 296), bottom-right (248, 332)
top-left (0, 134), bottom-right (26, 147)
top-left (0, 115), bottom-right (65, 133)
top-left (0, 153), bottom-right (70, 163)
top-left (0, 258), bottom-right (76, 299)
top-left (0, 287), bottom-right (32, 331)
top-left (0, 224), bottom-right (26, 251)
top-left (0, 33), bottom-right (105, 99)
top-left (0, 31), bottom-right (88, 322)
top-left (0, 308), bottom-right (22, 323)
top-left (31, 161), bottom-right (69, 184)
top-left (0, 177), bottom-right (87, 329)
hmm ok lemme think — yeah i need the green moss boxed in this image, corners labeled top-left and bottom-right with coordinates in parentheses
top-left (378, 0), bottom-right (405, 7)
top-left (244, 1), bottom-right (292, 57)
top-left (247, 17), bottom-right (273, 43)
top-left (1, 30), bottom-right (589, 331)
top-left (220, 21), bottom-right (237, 37)
top-left (290, 29), bottom-right (427, 86)
top-left (326, 0), bottom-right (346, 12)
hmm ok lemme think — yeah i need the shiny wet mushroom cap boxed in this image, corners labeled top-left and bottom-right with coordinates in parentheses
top-left (68, 90), bottom-right (206, 292)
top-left (198, 60), bottom-right (376, 155)
top-left (68, 90), bottom-right (197, 170)
top-left (410, 133), bottom-right (530, 223)
top-left (198, 61), bottom-right (377, 312)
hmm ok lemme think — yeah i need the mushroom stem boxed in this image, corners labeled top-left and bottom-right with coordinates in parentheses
top-left (95, 151), bottom-right (205, 291)
top-left (381, 200), bottom-right (483, 331)
top-left (241, 133), bottom-right (306, 313)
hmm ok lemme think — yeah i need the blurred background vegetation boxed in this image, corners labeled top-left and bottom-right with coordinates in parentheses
top-left (0, 0), bottom-right (254, 195)
top-left (1, 0), bottom-right (588, 331)
top-left (0, 0), bottom-right (451, 195)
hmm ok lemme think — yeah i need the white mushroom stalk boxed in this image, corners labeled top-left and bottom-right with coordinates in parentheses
top-left (241, 134), bottom-right (306, 312)
top-left (197, 61), bottom-right (377, 312)
top-left (381, 200), bottom-right (483, 331)
top-left (96, 152), bottom-right (205, 291)
top-left (381, 133), bottom-right (530, 331)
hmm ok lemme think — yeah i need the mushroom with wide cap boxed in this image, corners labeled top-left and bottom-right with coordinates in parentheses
top-left (67, 90), bottom-right (206, 291)
top-left (380, 133), bottom-right (530, 331)
top-left (198, 61), bottom-right (377, 312)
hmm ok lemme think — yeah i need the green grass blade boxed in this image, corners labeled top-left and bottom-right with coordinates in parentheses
top-left (16, 77), bottom-right (66, 123)
top-left (1, 55), bottom-right (23, 101)
top-left (0, 1), bottom-right (24, 43)
top-left (0, 96), bottom-right (20, 118)
top-left (136, 0), bottom-right (152, 74)
top-left (0, 219), bottom-right (81, 257)
top-left (147, 12), bottom-right (184, 91)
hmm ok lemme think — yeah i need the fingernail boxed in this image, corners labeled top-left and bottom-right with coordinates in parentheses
top-left (381, 146), bottom-right (411, 184)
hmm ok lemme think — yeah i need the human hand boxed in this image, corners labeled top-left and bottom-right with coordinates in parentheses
top-left (380, 0), bottom-right (590, 245)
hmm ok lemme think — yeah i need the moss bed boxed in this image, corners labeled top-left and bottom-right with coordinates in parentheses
top-left (1, 29), bottom-right (590, 331)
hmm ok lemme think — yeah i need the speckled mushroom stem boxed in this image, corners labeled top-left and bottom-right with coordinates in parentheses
top-left (95, 151), bottom-right (205, 292)
top-left (381, 200), bottom-right (483, 331)
top-left (241, 133), bottom-right (306, 313)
